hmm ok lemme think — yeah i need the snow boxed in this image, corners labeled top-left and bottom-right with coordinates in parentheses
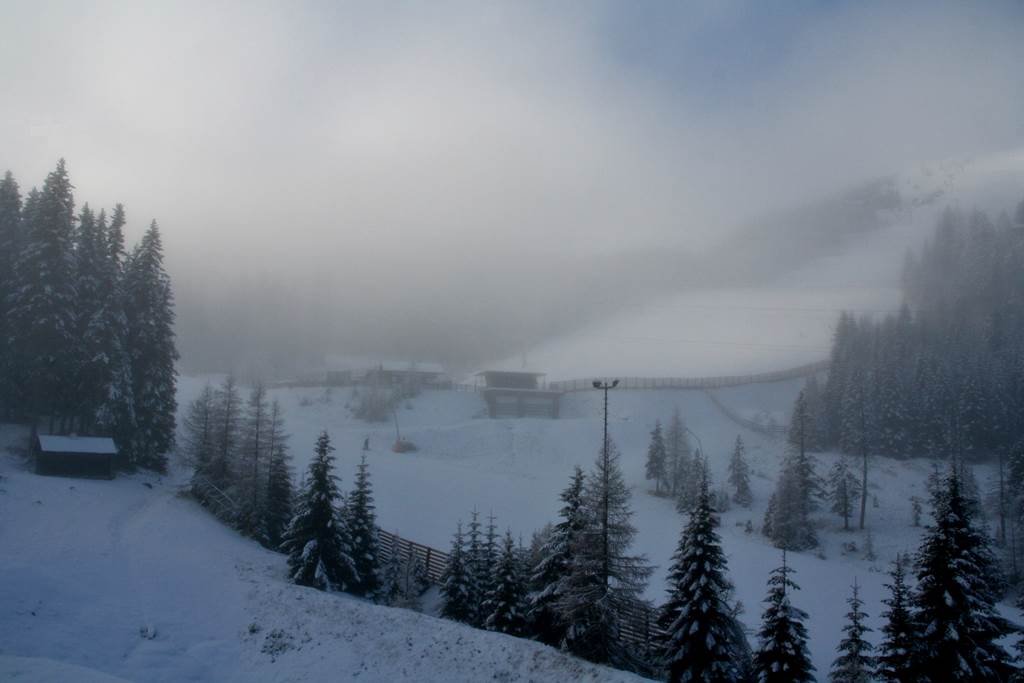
top-left (0, 423), bottom-right (644, 682)
top-left (4, 364), bottom-right (1020, 679)
top-left (234, 376), bottom-right (1019, 675)
top-left (36, 434), bottom-right (117, 455)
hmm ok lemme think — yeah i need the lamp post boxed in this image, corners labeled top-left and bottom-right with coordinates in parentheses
top-left (592, 380), bottom-right (619, 460)
top-left (592, 379), bottom-right (618, 589)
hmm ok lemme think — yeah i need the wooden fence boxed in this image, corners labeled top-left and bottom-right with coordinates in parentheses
top-left (375, 527), bottom-right (663, 647)
top-left (548, 359), bottom-right (829, 393)
top-left (703, 390), bottom-right (788, 439)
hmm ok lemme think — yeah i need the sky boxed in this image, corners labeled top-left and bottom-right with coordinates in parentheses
top-left (2, 1), bottom-right (1023, 375)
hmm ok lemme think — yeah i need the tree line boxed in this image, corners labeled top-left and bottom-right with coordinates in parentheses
top-left (0, 161), bottom-right (178, 470)
top-left (801, 198), bottom-right (1024, 461)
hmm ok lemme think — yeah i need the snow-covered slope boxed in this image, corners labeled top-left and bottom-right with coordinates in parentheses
top-left (241, 377), bottom-right (978, 676)
top-left (0, 424), bottom-right (644, 682)
top-left (485, 148), bottom-right (1024, 380)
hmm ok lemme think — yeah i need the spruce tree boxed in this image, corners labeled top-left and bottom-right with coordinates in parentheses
top-left (558, 438), bottom-right (652, 669)
top-left (753, 554), bottom-right (815, 683)
top-left (184, 385), bottom-right (217, 502)
top-left (829, 457), bottom-right (861, 531)
top-left (346, 454), bottom-right (381, 597)
top-left (0, 171), bottom-right (22, 418)
top-left (658, 467), bottom-right (751, 682)
top-left (281, 431), bottom-right (358, 592)
top-left (8, 160), bottom-right (77, 427)
top-left (209, 375), bottom-right (242, 497)
top-left (645, 419), bottom-right (668, 495)
top-left (666, 409), bottom-right (693, 499)
top-left (830, 579), bottom-right (875, 683)
top-left (236, 383), bottom-right (269, 538)
top-left (528, 465), bottom-right (587, 646)
top-left (728, 434), bottom-right (753, 507)
top-left (908, 464), bottom-right (1014, 681)
top-left (876, 555), bottom-right (915, 683)
top-left (440, 522), bottom-right (473, 622)
top-left (261, 400), bottom-right (292, 550)
top-left (121, 221), bottom-right (178, 470)
top-left (483, 531), bottom-right (528, 636)
top-left (465, 509), bottom-right (485, 627)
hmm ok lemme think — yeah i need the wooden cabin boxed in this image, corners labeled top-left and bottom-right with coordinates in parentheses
top-left (34, 434), bottom-right (117, 479)
top-left (476, 370), bottom-right (562, 419)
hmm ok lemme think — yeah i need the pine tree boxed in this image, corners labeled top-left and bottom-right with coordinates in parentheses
top-left (236, 383), bottom-right (270, 538)
top-left (482, 512), bottom-right (499, 602)
top-left (465, 509), bottom-right (486, 627)
top-left (209, 375), bottom-right (242, 498)
top-left (753, 554), bottom-right (815, 683)
top-left (908, 463), bottom-right (1014, 681)
top-left (829, 457), bottom-right (861, 531)
top-left (728, 434), bottom-right (753, 507)
top-left (528, 465), bottom-right (587, 646)
top-left (346, 454), bottom-right (381, 597)
top-left (830, 579), bottom-right (875, 683)
top-left (483, 531), bottom-right (528, 636)
top-left (121, 221), bottom-right (178, 470)
top-left (0, 171), bottom-right (22, 418)
top-left (876, 555), bottom-right (915, 683)
top-left (666, 409), bottom-right (694, 500)
top-left (558, 439), bottom-right (652, 669)
top-left (645, 420), bottom-right (668, 495)
top-left (261, 400), bottom-right (292, 550)
top-left (281, 431), bottom-right (358, 592)
top-left (183, 385), bottom-right (218, 503)
top-left (7, 160), bottom-right (78, 427)
top-left (440, 522), bottom-right (473, 622)
top-left (658, 467), bottom-right (751, 683)
top-left (766, 450), bottom-right (819, 551)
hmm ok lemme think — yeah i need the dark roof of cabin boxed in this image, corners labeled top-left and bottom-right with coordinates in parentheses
top-left (37, 435), bottom-right (118, 455)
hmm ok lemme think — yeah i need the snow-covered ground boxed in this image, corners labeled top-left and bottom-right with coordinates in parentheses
top-left (0, 423), bottom-right (643, 682)
top-left (2, 372), bottom-right (1014, 680)
top-left (219, 375), bottom-right (996, 675)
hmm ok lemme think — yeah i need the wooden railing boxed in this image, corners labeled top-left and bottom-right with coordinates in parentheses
top-left (548, 359), bottom-right (829, 393)
top-left (703, 389), bottom-right (788, 438)
top-left (374, 527), bottom-right (662, 647)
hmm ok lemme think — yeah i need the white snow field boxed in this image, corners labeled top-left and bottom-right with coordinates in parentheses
top-left (221, 375), bottom-right (1001, 676)
top-left (0, 423), bottom-right (643, 682)
top-left (1, 373), bottom-right (1013, 681)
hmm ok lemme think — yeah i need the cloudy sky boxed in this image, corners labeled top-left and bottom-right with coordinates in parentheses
top-left (2, 1), bottom-right (1023, 373)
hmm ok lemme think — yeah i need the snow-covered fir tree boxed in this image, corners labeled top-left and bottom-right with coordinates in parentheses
top-left (876, 555), bottom-right (914, 683)
top-left (440, 521), bottom-right (473, 622)
top-left (766, 433), bottom-right (821, 550)
top-left (121, 221), bottom-right (178, 470)
top-left (645, 419), bottom-right (668, 495)
top-left (483, 531), bottom-right (528, 636)
top-left (261, 401), bottom-right (293, 551)
top-left (209, 375), bottom-right (242, 500)
top-left (666, 408), bottom-right (694, 501)
top-left (908, 463), bottom-right (1014, 681)
top-left (465, 509), bottom-right (486, 627)
top-left (184, 384), bottom-right (218, 503)
top-left (558, 438), bottom-right (652, 670)
top-left (7, 160), bottom-right (78, 429)
top-left (829, 579), bottom-right (875, 683)
top-left (381, 544), bottom-right (429, 609)
top-left (0, 170), bottom-right (22, 418)
top-left (281, 431), bottom-right (358, 592)
top-left (528, 465), bottom-right (587, 646)
top-left (346, 454), bottom-right (381, 597)
top-left (728, 434), bottom-right (753, 507)
top-left (657, 466), bottom-right (751, 683)
top-left (753, 554), bottom-right (815, 683)
top-left (236, 383), bottom-right (270, 538)
top-left (829, 457), bottom-right (861, 531)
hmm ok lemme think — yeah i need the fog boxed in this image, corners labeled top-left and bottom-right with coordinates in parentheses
top-left (3, 1), bottom-right (1023, 376)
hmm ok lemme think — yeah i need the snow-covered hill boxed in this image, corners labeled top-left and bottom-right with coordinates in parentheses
top-left (0, 424), bottom-right (644, 682)
top-left (484, 148), bottom-right (1024, 380)
top-left (225, 376), bottom-right (998, 676)
top-left (3, 371), bottom-right (1016, 680)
